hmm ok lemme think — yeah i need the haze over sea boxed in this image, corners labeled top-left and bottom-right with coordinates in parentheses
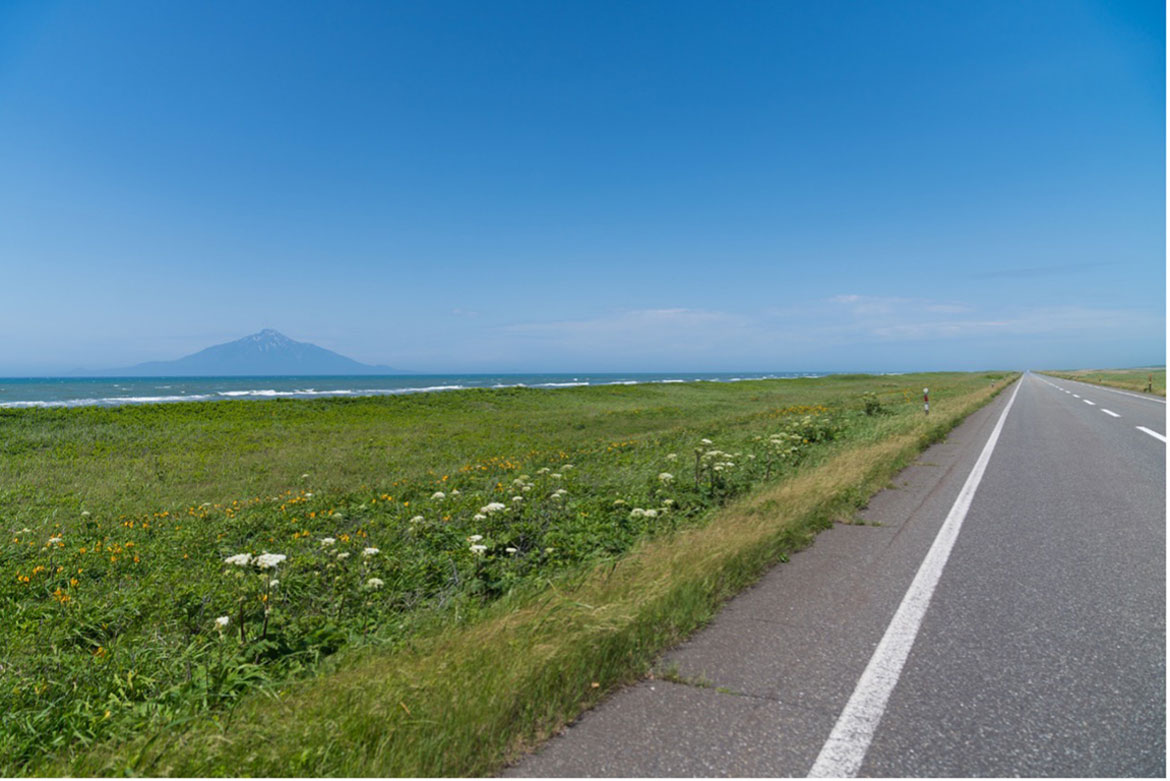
top-left (0, 372), bottom-right (829, 409)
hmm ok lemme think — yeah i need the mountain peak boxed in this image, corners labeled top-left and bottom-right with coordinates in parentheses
top-left (85, 330), bottom-right (405, 376)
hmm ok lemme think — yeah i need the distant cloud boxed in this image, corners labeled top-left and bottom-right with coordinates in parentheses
top-left (867, 306), bottom-right (1158, 341)
top-left (828, 294), bottom-right (964, 317)
top-left (382, 299), bottom-right (1165, 373)
top-left (967, 261), bottom-right (1114, 279)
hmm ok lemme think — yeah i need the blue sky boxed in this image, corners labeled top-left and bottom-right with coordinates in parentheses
top-left (0, 0), bottom-right (1163, 374)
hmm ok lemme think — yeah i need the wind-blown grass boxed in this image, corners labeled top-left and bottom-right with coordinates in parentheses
top-left (1, 372), bottom-right (1013, 775)
top-left (1039, 366), bottom-right (1165, 397)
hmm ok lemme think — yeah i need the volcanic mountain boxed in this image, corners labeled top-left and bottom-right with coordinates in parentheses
top-left (86, 329), bottom-right (404, 376)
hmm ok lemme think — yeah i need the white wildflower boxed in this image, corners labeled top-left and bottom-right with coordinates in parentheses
top-left (320, 537), bottom-right (336, 547)
top-left (613, 499), bottom-right (627, 506)
top-left (410, 515), bottom-right (425, 524)
top-left (473, 513), bottom-right (487, 521)
top-left (450, 489), bottom-right (461, 496)
top-left (223, 553), bottom-right (253, 567)
top-left (644, 509), bottom-right (658, 518)
top-left (47, 536), bottom-right (62, 545)
top-left (505, 547), bottom-right (518, 554)
top-left (255, 553), bottom-right (287, 569)
top-left (481, 502), bottom-right (507, 514)
top-left (551, 473), bottom-right (563, 479)
top-left (511, 496), bottom-right (523, 503)
top-left (336, 552), bottom-right (350, 560)
top-left (468, 534), bottom-right (484, 542)
top-left (700, 438), bottom-right (713, 445)
top-left (630, 508), bottom-right (646, 519)
top-left (362, 547), bottom-right (380, 557)
top-left (544, 547), bottom-right (555, 554)
top-left (215, 615), bottom-right (231, 629)
top-left (305, 492), bottom-right (314, 498)
top-left (469, 544), bottom-right (487, 555)
top-left (537, 467), bottom-right (550, 474)
top-left (270, 579), bottom-right (280, 589)
top-left (663, 499), bottom-right (675, 507)
top-left (366, 577), bottom-right (384, 589)
top-left (80, 511), bottom-right (90, 517)
top-left (331, 512), bottom-right (344, 520)
top-left (665, 453), bottom-right (678, 461)
top-left (301, 473), bottom-right (310, 479)
top-left (658, 472), bottom-right (674, 483)
top-left (431, 491), bottom-right (446, 500)
top-left (562, 464), bottom-right (574, 470)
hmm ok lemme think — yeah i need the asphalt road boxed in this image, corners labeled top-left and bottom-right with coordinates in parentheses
top-left (506, 373), bottom-right (1165, 777)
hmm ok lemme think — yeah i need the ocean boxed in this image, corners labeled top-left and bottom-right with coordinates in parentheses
top-left (0, 372), bottom-right (824, 409)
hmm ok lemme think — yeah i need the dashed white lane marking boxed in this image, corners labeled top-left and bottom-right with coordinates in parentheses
top-left (808, 381), bottom-right (1022, 778)
top-left (1102, 409), bottom-right (1121, 418)
top-left (1083, 399), bottom-right (1095, 406)
top-left (1042, 375), bottom-right (1166, 404)
top-left (1136, 426), bottom-right (1167, 443)
top-left (1073, 394), bottom-right (1080, 398)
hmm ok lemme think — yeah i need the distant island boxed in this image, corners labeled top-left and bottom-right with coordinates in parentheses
top-left (77, 329), bottom-right (406, 376)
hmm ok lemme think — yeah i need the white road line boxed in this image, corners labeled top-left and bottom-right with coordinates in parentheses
top-left (1136, 426), bottom-right (1167, 443)
top-left (1073, 394), bottom-right (1080, 398)
top-left (1102, 409), bottom-right (1121, 418)
top-left (1083, 399), bottom-right (1095, 406)
top-left (1062, 380), bottom-right (1166, 405)
top-left (808, 380), bottom-right (1022, 778)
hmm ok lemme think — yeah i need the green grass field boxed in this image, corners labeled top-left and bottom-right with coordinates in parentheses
top-left (1, 372), bottom-right (1014, 775)
top-left (1039, 367), bottom-right (1165, 397)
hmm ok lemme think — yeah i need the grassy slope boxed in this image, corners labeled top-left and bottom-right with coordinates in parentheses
top-left (25, 372), bottom-right (1016, 776)
top-left (1038, 367), bottom-right (1166, 397)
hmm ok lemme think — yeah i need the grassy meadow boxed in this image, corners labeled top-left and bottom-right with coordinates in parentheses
top-left (1, 372), bottom-right (1015, 775)
top-left (1039, 366), bottom-right (1165, 396)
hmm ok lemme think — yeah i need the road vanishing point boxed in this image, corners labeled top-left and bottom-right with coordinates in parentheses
top-left (507, 372), bottom-right (1165, 777)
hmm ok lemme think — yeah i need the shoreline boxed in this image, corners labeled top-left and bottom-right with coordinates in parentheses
top-left (0, 372), bottom-right (835, 409)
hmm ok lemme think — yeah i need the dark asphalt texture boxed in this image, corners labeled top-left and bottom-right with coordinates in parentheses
top-left (505, 374), bottom-right (1165, 777)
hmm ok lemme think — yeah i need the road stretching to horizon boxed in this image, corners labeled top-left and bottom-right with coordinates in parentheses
top-left (507, 372), bottom-right (1166, 777)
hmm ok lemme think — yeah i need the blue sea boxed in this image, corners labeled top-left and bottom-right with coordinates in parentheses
top-left (0, 372), bottom-right (825, 409)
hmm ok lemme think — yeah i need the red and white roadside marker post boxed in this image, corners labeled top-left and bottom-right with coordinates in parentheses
top-left (923, 387), bottom-right (929, 415)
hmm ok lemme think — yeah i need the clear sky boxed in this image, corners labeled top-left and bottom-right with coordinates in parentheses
top-left (0, 0), bottom-right (1164, 374)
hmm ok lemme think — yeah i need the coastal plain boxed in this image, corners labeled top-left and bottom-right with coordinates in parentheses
top-left (1, 372), bottom-right (1012, 775)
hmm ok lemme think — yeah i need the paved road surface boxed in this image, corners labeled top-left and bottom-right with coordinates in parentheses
top-left (506, 373), bottom-right (1165, 776)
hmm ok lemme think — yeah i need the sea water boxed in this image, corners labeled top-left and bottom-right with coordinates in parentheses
top-left (0, 372), bottom-right (824, 409)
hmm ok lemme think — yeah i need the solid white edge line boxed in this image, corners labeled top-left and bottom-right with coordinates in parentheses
top-left (807, 379), bottom-right (1022, 778)
top-left (1136, 426), bottom-right (1167, 443)
top-left (1102, 409), bottom-right (1121, 418)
